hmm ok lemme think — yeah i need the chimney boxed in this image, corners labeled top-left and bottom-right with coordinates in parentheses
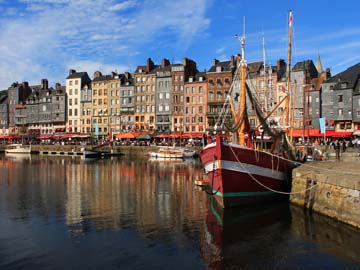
top-left (22, 81), bottom-right (29, 89)
top-left (55, 83), bottom-right (61, 90)
top-left (41, 79), bottom-right (48, 90)
top-left (277, 59), bottom-right (285, 71)
top-left (213, 59), bottom-right (219, 66)
top-left (161, 58), bottom-right (170, 68)
top-left (111, 71), bottom-right (117, 78)
top-left (69, 69), bottom-right (76, 76)
top-left (230, 55), bottom-right (235, 67)
top-left (146, 58), bottom-right (154, 72)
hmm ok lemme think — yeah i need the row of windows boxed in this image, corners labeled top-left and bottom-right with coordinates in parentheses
top-left (135, 85), bottom-right (155, 92)
top-left (136, 95), bottom-right (155, 102)
top-left (208, 91), bottom-right (228, 101)
top-left (185, 96), bottom-right (204, 104)
top-left (208, 78), bottom-right (231, 86)
top-left (92, 99), bottom-right (108, 105)
top-left (134, 116), bottom-right (155, 123)
top-left (135, 76), bottom-right (156, 83)
top-left (68, 89), bottom-right (79, 95)
top-left (185, 86), bottom-right (203, 94)
top-left (184, 106), bottom-right (203, 114)
top-left (136, 105), bottom-right (156, 113)
top-left (68, 80), bottom-right (79, 86)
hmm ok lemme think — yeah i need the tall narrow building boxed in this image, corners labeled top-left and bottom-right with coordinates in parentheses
top-left (66, 70), bottom-right (91, 133)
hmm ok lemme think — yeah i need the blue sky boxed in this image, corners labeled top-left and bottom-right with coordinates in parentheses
top-left (1, 0), bottom-right (360, 90)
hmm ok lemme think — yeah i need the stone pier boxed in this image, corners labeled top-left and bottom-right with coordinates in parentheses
top-left (290, 161), bottom-right (360, 228)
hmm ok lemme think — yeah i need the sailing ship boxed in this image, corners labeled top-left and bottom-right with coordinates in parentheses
top-left (200, 11), bottom-right (298, 208)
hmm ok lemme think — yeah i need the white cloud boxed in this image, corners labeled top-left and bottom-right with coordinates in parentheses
top-left (0, 0), bottom-right (211, 89)
top-left (109, 0), bottom-right (137, 11)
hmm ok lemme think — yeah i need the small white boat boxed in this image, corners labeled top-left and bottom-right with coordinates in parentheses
top-left (80, 148), bottom-right (101, 159)
top-left (5, 144), bottom-right (31, 154)
top-left (181, 148), bottom-right (196, 158)
top-left (149, 148), bottom-right (184, 159)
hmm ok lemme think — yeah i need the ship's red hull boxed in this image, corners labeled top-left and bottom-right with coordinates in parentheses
top-left (200, 135), bottom-right (295, 208)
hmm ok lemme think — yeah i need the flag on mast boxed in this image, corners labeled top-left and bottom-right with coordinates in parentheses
top-left (289, 10), bottom-right (293, 27)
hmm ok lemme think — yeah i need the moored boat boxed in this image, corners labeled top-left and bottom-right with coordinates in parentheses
top-left (200, 11), bottom-right (298, 208)
top-left (149, 147), bottom-right (184, 159)
top-left (5, 144), bottom-right (31, 154)
top-left (200, 135), bottom-right (295, 208)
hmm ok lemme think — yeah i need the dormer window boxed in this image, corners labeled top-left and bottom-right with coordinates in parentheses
top-left (199, 76), bottom-right (203, 82)
top-left (189, 77), bottom-right (193, 82)
top-left (341, 82), bottom-right (348, 89)
top-left (216, 66), bottom-right (222, 72)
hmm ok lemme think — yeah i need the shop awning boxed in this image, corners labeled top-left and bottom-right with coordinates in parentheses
top-left (116, 132), bottom-right (141, 139)
top-left (291, 129), bottom-right (353, 138)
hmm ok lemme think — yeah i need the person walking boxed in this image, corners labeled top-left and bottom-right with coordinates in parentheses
top-left (335, 140), bottom-right (341, 161)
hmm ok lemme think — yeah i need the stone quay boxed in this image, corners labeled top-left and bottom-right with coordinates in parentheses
top-left (290, 156), bottom-right (360, 228)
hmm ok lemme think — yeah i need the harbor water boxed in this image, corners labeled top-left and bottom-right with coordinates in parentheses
top-left (0, 154), bottom-right (360, 270)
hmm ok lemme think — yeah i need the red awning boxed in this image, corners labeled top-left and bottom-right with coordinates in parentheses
top-left (182, 132), bottom-right (204, 138)
top-left (325, 131), bottom-right (353, 137)
top-left (291, 129), bottom-right (321, 137)
top-left (0, 135), bottom-right (21, 139)
top-left (116, 132), bottom-right (141, 139)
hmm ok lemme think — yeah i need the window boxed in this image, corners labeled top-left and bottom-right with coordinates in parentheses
top-left (159, 105), bottom-right (163, 112)
top-left (199, 86), bottom-right (203, 93)
top-left (165, 105), bottom-right (170, 111)
top-left (339, 108), bottom-right (343, 116)
top-left (165, 93), bottom-right (170, 99)
top-left (209, 91), bottom-right (214, 101)
top-left (217, 91), bottom-right (222, 100)
top-left (338, 95), bottom-right (343, 102)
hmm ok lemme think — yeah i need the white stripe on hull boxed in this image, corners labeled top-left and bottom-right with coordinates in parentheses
top-left (204, 159), bottom-right (286, 181)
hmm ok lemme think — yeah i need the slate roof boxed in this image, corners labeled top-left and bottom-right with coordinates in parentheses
top-left (292, 60), bottom-right (318, 78)
top-left (324, 62), bottom-right (360, 90)
top-left (66, 72), bottom-right (88, 79)
top-left (207, 60), bottom-right (234, 73)
top-left (92, 74), bottom-right (114, 82)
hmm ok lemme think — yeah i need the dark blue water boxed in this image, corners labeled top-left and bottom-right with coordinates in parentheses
top-left (0, 154), bottom-right (359, 270)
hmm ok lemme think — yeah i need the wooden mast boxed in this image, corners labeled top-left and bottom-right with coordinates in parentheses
top-left (285, 10), bottom-right (293, 133)
top-left (238, 22), bottom-right (247, 146)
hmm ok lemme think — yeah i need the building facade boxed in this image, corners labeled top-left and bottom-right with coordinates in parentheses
top-left (66, 70), bottom-right (91, 133)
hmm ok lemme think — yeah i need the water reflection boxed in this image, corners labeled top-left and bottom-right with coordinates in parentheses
top-left (0, 154), bottom-right (360, 270)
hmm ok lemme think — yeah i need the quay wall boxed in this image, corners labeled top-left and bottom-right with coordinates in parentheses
top-left (290, 161), bottom-right (360, 228)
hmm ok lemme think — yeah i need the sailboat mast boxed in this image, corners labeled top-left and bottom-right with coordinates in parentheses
top-left (285, 10), bottom-right (293, 131)
top-left (262, 34), bottom-right (267, 112)
top-left (239, 21), bottom-right (247, 146)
